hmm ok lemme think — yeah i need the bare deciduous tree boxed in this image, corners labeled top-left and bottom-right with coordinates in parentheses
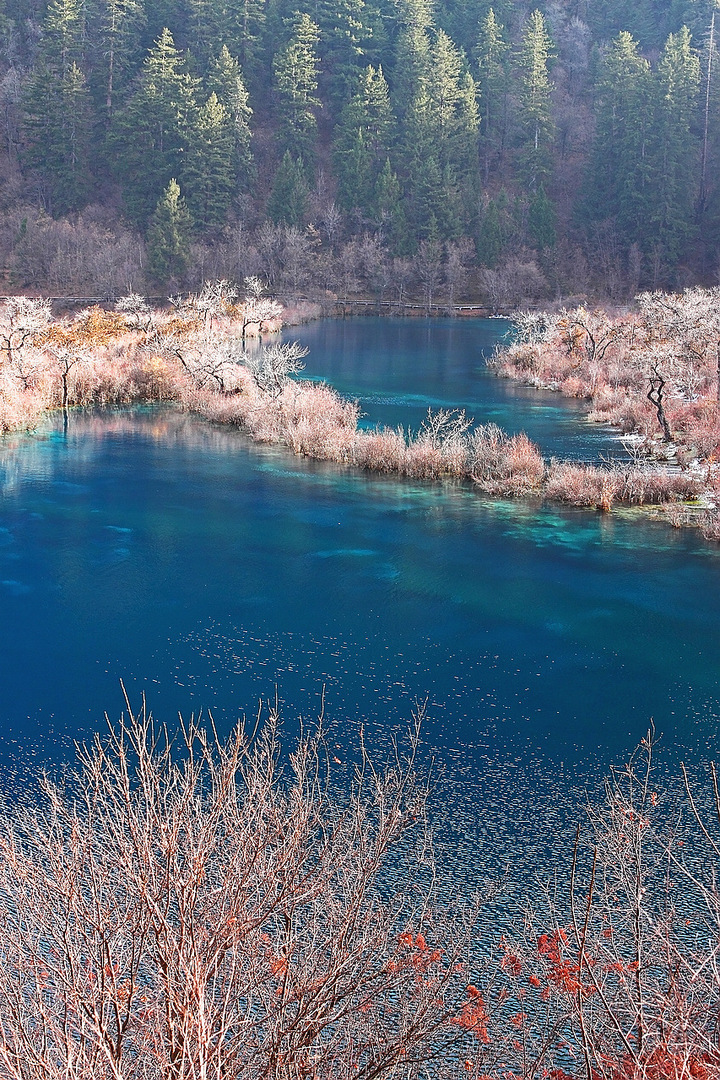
top-left (116, 294), bottom-right (154, 334)
top-left (244, 340), bottom-right (309, 399)
top-left (240, 277), bottom-right (283, 340)
top-left (0, 695), bottom-right (487, 1080)
top-left (0, 296), bottom-right (51, 369)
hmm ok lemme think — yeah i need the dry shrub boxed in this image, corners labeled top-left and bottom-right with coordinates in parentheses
top-left (501, 293), bottom-right (720, 487)
top-left (0, 376), bottom-right (50, 433)
top-left (546, 461), bottom-right (701, 509)
top-left (469, 425), bottom-right (545, 495)
top-left (668, 400), bottom-right (720, 459)
top-left (438, 438), bottom-right (471, 477)
top-left (617, 467), bottom-right (701, 504)
top-left (701, 509), bottom-right (720, 541)
top-left (403, 438), bottom-right (446, 479)
top-left (0, 698), bottom-right (490, 1080)
top-left (68, 351), bottom-right (187, 407)
top-left (545, 462), bottom-right (621, 509)
top-left (182, 386), bottom-right (265, 432)
top-left (503, 344), bottom-right (540, 374)
top-left (560, 374), bottom-right (589, 398)
top-left (281, 382), bottom-right (359, 460)
top-left (279, 299), bottom-right (324, 326)
top-left (353, 427), bottom-right (407, 472)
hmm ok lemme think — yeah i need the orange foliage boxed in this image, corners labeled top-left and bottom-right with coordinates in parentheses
top-left (454, 985), bottom-right (491, 1043)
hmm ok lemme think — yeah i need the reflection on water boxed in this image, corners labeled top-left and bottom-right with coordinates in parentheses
top-left (290, 317), bottom-right (626, 461)
top-left (0, 321), bottom-right (719, 889)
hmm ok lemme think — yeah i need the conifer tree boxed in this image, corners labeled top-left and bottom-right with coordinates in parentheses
top-left (183, 93), bottom-right (237, 229)
top-left (375, 157), bottom-right (408, 251)
top-left (333, 64), bottom-right (394, 213)
top-left (88, 0), bottom-right (146, 121)
top-left (476, 7), bottom-right (509, 182)
top-left (584, 31), bottom-right (653, 245)
top-left (272, 12), bottom-right (321, 163)
top-left (22, 0), bottom-right (94, 213)
top-left (314, 0), bottom-right (381, 110)
top-left (392, 0), bottom-right (432, 120)
top-left (147, 177), bottom-right (192, 283)
top-left (232, 0), bottom-right (267, 80)
top-left (43, 0), bottom-right (85, 74)
top-left (208, 45), bottom-right (253, 184)
top-left (401, 28), bottom-right (478, 238)
top-left (186, 0), bottom-right (233, 67)
top-left (113, 28), bottom-right (200, 224)
top-left (648, 26), bottom-right (700, 270)
top-left (528, 183), bottom-right (556, 249)
top-left (476, 196), bottom-right (502, 267)
top-left (267, 150), bottom-right (309, 224)
top-left (515, 9), bottom-right (554, 190)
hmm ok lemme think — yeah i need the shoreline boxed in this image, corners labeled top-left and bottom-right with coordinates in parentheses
top-left (0, 292), bottom-right (713, 537)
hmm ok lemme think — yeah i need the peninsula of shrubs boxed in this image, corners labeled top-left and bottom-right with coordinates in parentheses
top-left (1, 280), bottom-right (717, 533)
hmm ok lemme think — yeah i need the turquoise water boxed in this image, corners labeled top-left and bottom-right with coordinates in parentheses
top-left (0, 318), bottom-right (718, 878)
top-left (293, 316), bottom-right (626, 461)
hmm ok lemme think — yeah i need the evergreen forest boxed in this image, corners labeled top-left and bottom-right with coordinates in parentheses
top-left (1, 0), bottom-right (720, 299)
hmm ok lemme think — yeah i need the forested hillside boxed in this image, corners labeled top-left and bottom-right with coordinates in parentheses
top-left (0, 0), bottom-right (718, 299)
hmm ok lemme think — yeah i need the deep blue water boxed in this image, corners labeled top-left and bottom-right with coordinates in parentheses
top-left (0, 318), bottom-right (719, 880)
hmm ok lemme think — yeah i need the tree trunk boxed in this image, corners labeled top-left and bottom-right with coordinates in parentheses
top-left (648, 365), bottom-right (672, 442)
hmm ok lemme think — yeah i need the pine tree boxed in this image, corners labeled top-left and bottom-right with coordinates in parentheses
top-left (583, 31), bottom-right (653, 245)
top-left (528, 184), bottom-right (556, 249)
top-left (392, 0), bottom-right (433, 120)
top-left (476, 189), bottom-right (516, 267)
top-left (314, 0), bottom-right (381, 110)
top-left (88, 0), bottom-right (146, 122)
top-left (183, 93), bottom-right (237, 229)
top-left (24, 61), bottom-right (94, 214)
top-left (424, 30), bottom-right (464, 160)
top-left (333, 64), bottom-right (394, 213)
top-left (43, 0), bottom-right (85, 75)
top-left (647, 27), bottom-right (700, 270)
top-left (336, 128), bottom-right (374, 212)
top-left (208, 45), bottom-right (253, 185)
top-left (186, 0), bottom-right (233, 67)
top-left (147, 178), bottom-right (192, 284)
top-left (267, 150), bottom-right (309, 224)
top-left (406, 151), bottom-right (462, 241)
top-left (515, 9), bottom-right (554, 190)
top-left (272, 11), bottom-right (321, 162)
top-left (401, 28), bottom-right (478, 238)
top-left (21, 0), bottom-right (94, 212)
top-left (475, 7), bottom-right (509, 183)
top-left (230, 0), bottom-right (267, 81)
top-left (375, 157), bottom-right (408, 251)
top-left (113, 28), bottom-right (200, 224)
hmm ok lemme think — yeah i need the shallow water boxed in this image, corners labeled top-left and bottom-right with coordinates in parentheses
top-left (292, 316), bottom-right (626, 461)
top-left (0, 318), bottom-right (718, 885)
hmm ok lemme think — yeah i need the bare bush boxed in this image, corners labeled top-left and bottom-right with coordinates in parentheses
top-left (491, 732), bottom-right (720, 1080)
top-left (0, 696), bottom-right (487, 1080)
top-left (469, 424), bottom-right (545, 495)
top-left (0, 296), bottom-right (51, 369)
top-left (498, 290), bottom-right (720, 472)
top-left (244, 340), bottom-right (309, 399)
top-left (353, 426), bottom-right (408, 473)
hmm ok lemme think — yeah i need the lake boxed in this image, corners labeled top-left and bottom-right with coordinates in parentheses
top-left (1, 317), bottom-right (718, 882)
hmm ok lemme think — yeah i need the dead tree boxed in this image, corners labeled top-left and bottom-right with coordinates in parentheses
top-left (647, 364), bottom-right (672, 442)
